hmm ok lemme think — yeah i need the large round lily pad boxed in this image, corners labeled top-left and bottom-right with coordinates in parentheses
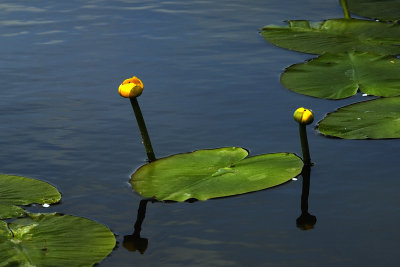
top-left (0, 213), bottom-right (116, 266)
top-left (318, 96), bottom-right (400, 139)
top-left (0, 174), bottom-right (61, 219)
top-left (347, 0), bottom-right (400, 21)
top-left (261, 19), bottom-right (400, 55)
top-left (131, 147), bottom-right (303, 202)
top-left (281, 52), bottom-right (400, 99)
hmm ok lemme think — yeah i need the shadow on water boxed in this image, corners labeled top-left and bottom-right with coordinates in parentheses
top-left (123, 164), bottom-right (317, 254)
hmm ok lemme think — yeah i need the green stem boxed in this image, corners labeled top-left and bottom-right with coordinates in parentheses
top-left (299, 124), bottom-right (311, 166)
top-left (340, 0), bottom-right (351, 19)
top-left (130, 97), bottom-right (156, 162)
top-left (300, 165), bottom-right (311, 214)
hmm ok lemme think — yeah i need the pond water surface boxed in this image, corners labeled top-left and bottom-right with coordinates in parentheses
top-left (1, 0), bottom-right (399, 266)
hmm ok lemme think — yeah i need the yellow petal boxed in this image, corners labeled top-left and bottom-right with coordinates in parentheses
top-left (118, 76), bottom-right (144, 98)
top-left (118, 83), bottom-right (144, 98)
top-left (293, 107), bottom-right (314, 125)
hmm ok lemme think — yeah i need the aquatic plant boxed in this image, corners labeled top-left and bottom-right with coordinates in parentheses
top-left (119, 76), bottom-right (305, 202)
top-left (118, 76), bottom-right (155, 162)
top-left (293, 108), bottom-right (314, 166)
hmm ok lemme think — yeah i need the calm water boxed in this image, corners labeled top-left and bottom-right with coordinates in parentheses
top-left (1, 0), bottom-right (400, 266)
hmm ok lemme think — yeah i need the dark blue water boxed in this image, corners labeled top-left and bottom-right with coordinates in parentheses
top-left (1, 1), bottom-right (399, 266)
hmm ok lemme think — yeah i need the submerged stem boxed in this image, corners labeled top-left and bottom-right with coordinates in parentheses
top-left (130, 97), bottom-right (156, 162)
top-left (340, 0), bottom-right (351, 19)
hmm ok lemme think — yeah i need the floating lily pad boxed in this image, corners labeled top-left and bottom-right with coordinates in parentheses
top-left (131, 147), bottom-right (303, 202)
top-left (0, 174), bottom-right (61, 219)
top-left (0, 213), bottom-right (116, 266)
top-left (281, 52), bottom-right (400, 99)
top-left (347, 0), bottom-right (400, 21)
top-left (0, 204), bottom-right (26, 220)
top-left (318, 96), bottom-right (400, 139)
top-left (261, 19), bottom-right (400, 55)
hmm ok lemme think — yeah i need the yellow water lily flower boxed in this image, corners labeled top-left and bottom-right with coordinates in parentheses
top-left (118, 76), bottom-right (144, 98)
top-left (293, 107), bottom-right (314, 125)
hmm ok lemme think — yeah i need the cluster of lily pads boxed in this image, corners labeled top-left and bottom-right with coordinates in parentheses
top-left (0, 174), bottom-right (115, 266)
top-left (262, 0), bottom-right (400, 139)
top-left (10, 1), bottom-right (396, 263)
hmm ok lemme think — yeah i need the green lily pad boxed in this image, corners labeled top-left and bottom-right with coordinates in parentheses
top-left (0, 213), bottom-right (116, 266)
top-left (131, 147), bottom-right (303, 202)
top-left (261, 19), bottom-right (400, 55)
top-left (347, 0), bottom-right (400, 21)
top-left (318, 96), bottom-right (400, 139)
top-left (281, 52), bottom-right (400, 99)
top-left (0, 174), bottom-right (61, 219)
top-left (0, 204), bottom-right (26, 220)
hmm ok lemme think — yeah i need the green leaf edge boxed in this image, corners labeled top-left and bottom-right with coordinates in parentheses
top-left (316, 96), bottom-right (400, 139)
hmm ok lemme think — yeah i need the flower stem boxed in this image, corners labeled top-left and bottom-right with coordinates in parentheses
top-left (300, 165), bottom-right (311, 214)
top-left (299, 124), bottom-right (311, 166)
top-left (130, 97), bottom-right (156, 162)
top-left (340, 0), bottom-right (351, 19)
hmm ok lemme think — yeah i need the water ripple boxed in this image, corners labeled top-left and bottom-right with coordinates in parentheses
top-left (0, 20), bottom-right (54, 26)
top-left (0, 3), bottom-right (46, 12)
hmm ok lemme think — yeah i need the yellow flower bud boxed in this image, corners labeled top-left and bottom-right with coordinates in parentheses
top-left (118, 76), bottom-right (144, 98)
top-left (293, 107), bottom-right (314, 125)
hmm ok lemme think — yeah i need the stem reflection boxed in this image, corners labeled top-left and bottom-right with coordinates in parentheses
top-left (296, 165), bottom-right (317, 230)
top-left (123, 198), bottom-right (156, 254)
